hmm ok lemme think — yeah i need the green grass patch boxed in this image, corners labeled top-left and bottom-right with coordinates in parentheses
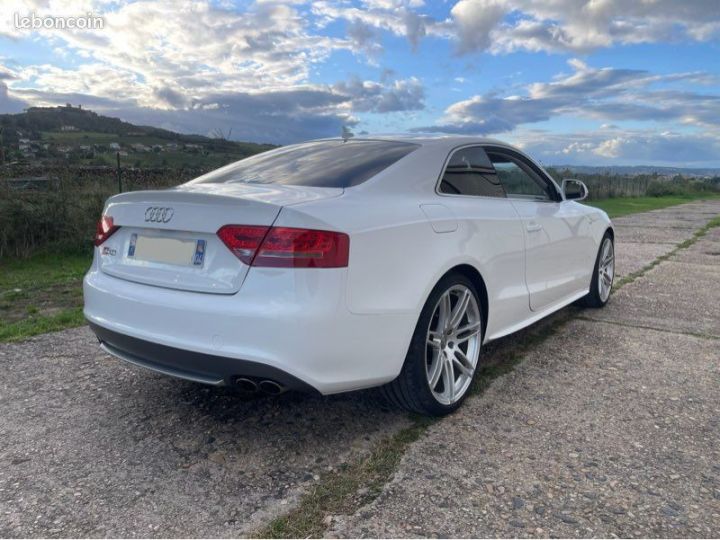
top-left (261, 417), bottom-right (433, 539)
top-left (0, 252), bottom-right (90, 341)
top-left (0, 252), bottom-right (90, 290)
top-left (0, 307), bottom-right (85, 342)
top-left (585, 194), bottom-right (720, 218)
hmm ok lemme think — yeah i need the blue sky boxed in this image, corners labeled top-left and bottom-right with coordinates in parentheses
top-left (1, 0), bottom-right (719, 166)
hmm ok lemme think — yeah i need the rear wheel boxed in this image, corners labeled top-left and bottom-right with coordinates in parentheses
top-left (382, 273), bottom-right (482, 416)
top-left (580, 233), bottom-right (614, 308)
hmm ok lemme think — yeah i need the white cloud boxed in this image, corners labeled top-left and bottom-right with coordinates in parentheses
top-left (512, 129), bottom-right (720, 166)
top-left (415, 60), bottom-right (720, 134)
top-left (450, 0), bottom-right (720, 54)
top-left (0, 0), bottom-right (430, 142)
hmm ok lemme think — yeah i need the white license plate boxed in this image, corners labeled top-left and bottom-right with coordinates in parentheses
top-left (128, 234), bottom-right (206, 267)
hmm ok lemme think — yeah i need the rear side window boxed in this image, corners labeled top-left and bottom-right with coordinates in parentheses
top-left (188, 140), bottom-right (419, 188)
top-left (439, 146), bottom-right (506, 198)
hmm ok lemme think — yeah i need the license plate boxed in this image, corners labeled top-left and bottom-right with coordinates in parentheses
top-left (128, 234), bottom-right (206, 267)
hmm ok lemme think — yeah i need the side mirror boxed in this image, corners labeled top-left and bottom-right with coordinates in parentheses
top-left (562, 179), bottom-right (588, 201)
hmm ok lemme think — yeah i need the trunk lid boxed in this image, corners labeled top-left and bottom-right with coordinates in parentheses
top-left (98, 183), bottom-right (342, 294)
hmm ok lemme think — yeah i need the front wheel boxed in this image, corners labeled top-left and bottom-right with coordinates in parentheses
top-left (580, 233), bottom-right (614, 308)
top-left (382, 273), bottom-right (483, 416)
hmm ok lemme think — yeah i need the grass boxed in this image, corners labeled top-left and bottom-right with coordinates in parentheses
top-left (0, 252), bottom-right (90, 342)
top-left (262, 417), bottom-right (434, 538)
top-left (612, 214), bottom-right (720, 290)
top-left (0, 307), bottom-right (85, 342)
top-left (585, 193), bottom-right (720, 218)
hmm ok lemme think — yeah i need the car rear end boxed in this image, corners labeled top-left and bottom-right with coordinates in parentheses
top-left (84, 139), bottom-right (421, 394)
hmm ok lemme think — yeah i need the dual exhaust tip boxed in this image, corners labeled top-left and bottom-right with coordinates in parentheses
top-left (234, 377), bottom-right (286, 396)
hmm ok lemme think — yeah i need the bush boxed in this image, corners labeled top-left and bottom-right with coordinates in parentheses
top-left (646, 179), bottom-right (719, 197)
top-left (0, 166), bottom-right (200, 259)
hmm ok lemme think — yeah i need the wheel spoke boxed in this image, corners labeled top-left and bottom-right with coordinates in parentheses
top-left (448, 290), bottom-right (470, 330)
top-left (455, 320), bottom-right (482, 343)
top-left (426, 335), bottom-right (442, 349)
top-left (442, 358), bottom-right (455, 401)
top-left (427, 354), bottom-right (443, 388)
top-left (452, 349), bottom-right (475, 378)
top-left (601, 240), bottom-right (611, 261)
top-left (438, 293), bottom-right (452, 331)
top-left (602, 273), bottom-right (612, 287)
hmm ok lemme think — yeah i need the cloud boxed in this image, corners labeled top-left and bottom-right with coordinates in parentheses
top-left (3, 69), bottom-right (425, 143)
top-left (414, 60), bottom-right (720, 134)
top-left (332, 77), bottom-right (424, 113)
top-left (450, 0), bottom-right (507, 54)
top-left (0, 0), bottom-right (431, 142)
top-left (0, 82), bottom-right (26, 113)
top-left (311, 0), bottom-right (449, 53)
top-left (449, 0), bottom-right (720, 54)
top-left (511, 129), bottom-right (720, 166)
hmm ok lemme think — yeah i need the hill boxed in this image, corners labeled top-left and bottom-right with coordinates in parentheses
top-left (0, 105), bottom-right (275, 169)
top-left (550, 164), bottom-right (720, 178)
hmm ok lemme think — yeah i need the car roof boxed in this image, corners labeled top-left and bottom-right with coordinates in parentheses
top-left (310, 134), bottom-right (514, 150)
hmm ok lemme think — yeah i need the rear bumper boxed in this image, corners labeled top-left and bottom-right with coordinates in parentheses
top-left (83, 257), bottom-right (417, 394)
top-left (89, 322), bottom-right (318, 392)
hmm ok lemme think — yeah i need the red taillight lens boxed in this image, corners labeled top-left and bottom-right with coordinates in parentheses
top-left (216, 225), bottom-right (270, 265)
top-left (255, 227), bottom-right (350, 268)
top-left (217, 225), bottom-right (349, 268)
top-left (94, 215), bottom-right (119, 246)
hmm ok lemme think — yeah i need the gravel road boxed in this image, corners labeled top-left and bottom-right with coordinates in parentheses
top-left (1, 200), bottom-right (719, 538)
top-left (329, 201), bottom-right (720, 538)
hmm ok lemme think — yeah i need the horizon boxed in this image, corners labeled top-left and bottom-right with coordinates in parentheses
top-left (5, 104), bottom-right (720, 173)
top-left (1, 1), bottom-right (719, 167)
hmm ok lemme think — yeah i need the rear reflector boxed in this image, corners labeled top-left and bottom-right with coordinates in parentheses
top-left (217, 225), bottom-right (349, 268)
top-left (94, 215), bottom-right (119, 246)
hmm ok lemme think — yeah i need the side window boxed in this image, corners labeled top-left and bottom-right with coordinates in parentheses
top-left (439, 146), bottom-right (506, 198)
top-left (486, 151), bottom-right (553, 201)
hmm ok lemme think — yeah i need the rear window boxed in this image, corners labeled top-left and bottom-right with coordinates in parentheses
top-left (188, 140), bottom-right (419, 188)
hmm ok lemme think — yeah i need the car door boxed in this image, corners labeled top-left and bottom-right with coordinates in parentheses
top-left (483, 146), bottom-right (593, 312)
top-left (435, 145), bottom-right (530, 339)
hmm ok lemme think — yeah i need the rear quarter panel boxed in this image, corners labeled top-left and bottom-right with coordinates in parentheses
top-left (275, 142), bottom-right (530, 342)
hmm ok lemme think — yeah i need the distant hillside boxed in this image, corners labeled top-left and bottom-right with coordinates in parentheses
top-left (0, 105), bottom-right (276, 169)
top-left (551, 164), bottom-right (720, 178)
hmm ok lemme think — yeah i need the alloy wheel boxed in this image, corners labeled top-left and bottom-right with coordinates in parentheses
top-left (598, 237), bottom-right (614, 302)
top-left (425, 284), bottom-right (481, 405)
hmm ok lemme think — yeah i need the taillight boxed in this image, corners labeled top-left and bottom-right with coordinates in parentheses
top-left (94, 215), bottom-right (119, 246)
top-left (217, 225), bottom-right (349, 268)
top-left (216, 225), bottom-right (270, 265)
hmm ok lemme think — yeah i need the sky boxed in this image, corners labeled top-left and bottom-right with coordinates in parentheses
top-left (1, 0), bottom-right (719, 166)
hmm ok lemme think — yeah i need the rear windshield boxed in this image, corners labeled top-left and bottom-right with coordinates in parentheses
top-left (188, 140), bottom-right (419, 188)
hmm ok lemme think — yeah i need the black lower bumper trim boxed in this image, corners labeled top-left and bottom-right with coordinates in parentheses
top-left (88, 321), bottom-right (318, 393)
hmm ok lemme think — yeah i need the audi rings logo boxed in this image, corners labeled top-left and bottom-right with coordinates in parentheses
top-left (145, 206), bottom-right (174, 223)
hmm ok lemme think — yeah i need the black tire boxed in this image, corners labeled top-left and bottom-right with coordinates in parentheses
top-left (381, 273), bottom-right (482, 416)
top-left (578, 232), bottom-right (614, 308)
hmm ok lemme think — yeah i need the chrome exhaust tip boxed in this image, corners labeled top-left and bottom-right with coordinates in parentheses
top-left (258, 380), bottom-right (286, 395)
top-left (234, 377), bottom-right (259, 393)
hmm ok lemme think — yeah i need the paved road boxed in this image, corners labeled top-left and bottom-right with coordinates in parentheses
top-left (329, 201), bottom-right (720, 538)
top-left (1, 200), bottom-right (718, 537)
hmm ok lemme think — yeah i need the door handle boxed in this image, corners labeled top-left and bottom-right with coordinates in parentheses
top-left (526, 222), bottom-right (543, 233)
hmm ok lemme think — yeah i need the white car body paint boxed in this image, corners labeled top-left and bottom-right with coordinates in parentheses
top-left (84, 135), bottom-right (612, 394)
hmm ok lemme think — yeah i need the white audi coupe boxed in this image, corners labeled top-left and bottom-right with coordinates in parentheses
top-left (84, 136), bottom-right (614, 415)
